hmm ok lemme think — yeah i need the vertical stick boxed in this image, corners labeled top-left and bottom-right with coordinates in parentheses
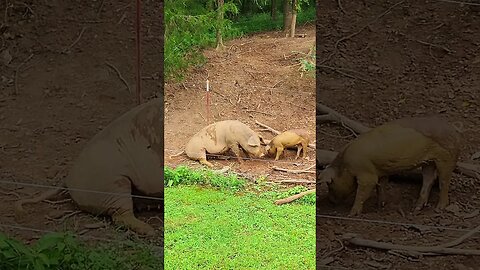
top-left (135, 0), bottom-right (142, 105)
top-left (206, 80), bottom-right (211, 124)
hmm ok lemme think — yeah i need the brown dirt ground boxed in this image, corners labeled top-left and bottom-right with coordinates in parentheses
top-left (318, 1), bottom-right (480, 269)
top-left (0, 0), bottom-right (163, 248)
top-left (164, 25), bottom-right (316, 186)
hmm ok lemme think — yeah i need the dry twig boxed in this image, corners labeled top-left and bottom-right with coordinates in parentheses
top-left (105, 61), bottom-right (132, 93)
top-left (13, 53), bottom-right (34, 95)
top-left (342, 230), bottom-right (480, 256)
top-left (272, 164), bottom-right (315, 174)
top-left (275, 189), bottom-right (315, 205)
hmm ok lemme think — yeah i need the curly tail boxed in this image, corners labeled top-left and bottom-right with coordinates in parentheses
top-left (14, 184), bottom-right (66, 218)
top-left (169, 150), bottom-right (185, 158)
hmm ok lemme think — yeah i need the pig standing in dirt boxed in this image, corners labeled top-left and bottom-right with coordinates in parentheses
top-left (15, 98), bottom-right (163, 236)
top-left (319, 116), bottom-right (461, 216)
top-left (183, 120), bottom-right (266, 167)
top-left (265, 129), bottom-right (310, 160)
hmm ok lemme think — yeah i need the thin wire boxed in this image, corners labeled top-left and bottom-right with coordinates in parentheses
top-left (317, 214), bottom-right (475, 233)
top-left (0, 223), bottom-right (163, 251)
top-left (435, 0), bottom-right (480, 6)
top-left (165, 148), bottom-right (316, 165)
top-left (0, 180), bottom-right (164, 201)
top-left (317, 266), bottom-right (352, 270)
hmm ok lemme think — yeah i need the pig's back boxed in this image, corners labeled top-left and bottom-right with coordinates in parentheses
top-left (392, 116), bottom-right (461, 157)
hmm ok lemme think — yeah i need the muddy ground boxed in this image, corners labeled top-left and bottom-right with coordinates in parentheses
top-left (164, 25), bottom-right (316, 186)
top-left (317, 1), bottom-right (480, 269)
top-left (0, 0), bottom-right (163, 247)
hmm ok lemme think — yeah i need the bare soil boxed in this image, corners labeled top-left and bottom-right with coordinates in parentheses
top-left (317, 1), bottom-right (480, 269)
top-left (0, 0), bottom-right (315, 253)
top-left (164, 25), bottom-right (316, 186)
top-left (0, 0), bottom-right (163, 246)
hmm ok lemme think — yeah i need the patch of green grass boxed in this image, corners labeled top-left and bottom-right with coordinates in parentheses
top-left (164, 185), bottom-right (315, 270)
top-left (0, 232), bottom-right (162, 270)
top-left (164, 165), bottom-right (246, 191)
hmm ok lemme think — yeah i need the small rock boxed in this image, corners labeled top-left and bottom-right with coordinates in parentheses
top-left (446, 203), bottom-right (461, 215)
top-left (0, 49), bottom-right (12, 66)
top-left (463, 209), bottom-right (479, 219)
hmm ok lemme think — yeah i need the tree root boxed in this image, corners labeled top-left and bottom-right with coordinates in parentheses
top-left (272, 164), bottom-right (315, 174)
top-left (274, 189), bottom-right (315, 205)
top-left (342, 224), bottom-right (480, 256)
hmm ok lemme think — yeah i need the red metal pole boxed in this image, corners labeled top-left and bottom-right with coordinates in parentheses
top-left (135, 0), bottom-right (142, 105)
top-left (206, 80), bottom-right (210, 124)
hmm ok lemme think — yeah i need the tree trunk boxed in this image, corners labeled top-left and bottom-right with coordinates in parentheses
top-left (283, 0), bottom-right (292, 37)
top-left (289, 0), bottom-right (297, 37)
top-left (216, 0), bottom-right (225, 50)
top-left (271, 0), bottom-right (277, 20)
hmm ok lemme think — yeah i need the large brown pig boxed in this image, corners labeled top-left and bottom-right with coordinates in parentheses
top-left (184, 120), bottom-right (266, 167)
top-left (319, 116), bottom-right (461, 216)
top-left (15, 98), bottom-right (163, 235)
top-left (265, 129), bottom-right (310, 160)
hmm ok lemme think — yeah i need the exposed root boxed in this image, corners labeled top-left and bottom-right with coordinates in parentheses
top-left (342, 229), bottom-right (480, 256)
top-left (275, 189), bottom-right (315, 205)
top-left (317, 103), bottom-right (370, 134)
top-left (277, 179), bottom-right (315, 184)
top-left (272, 164), bottom-right (315, 174)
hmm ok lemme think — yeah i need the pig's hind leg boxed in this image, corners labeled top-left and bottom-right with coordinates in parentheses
top-left (106, 178), bottom-right (156, 236)
top-left (434, 159), bottom-right (456, 210)
top-left (414, 162), bottom-right (437, 212)
top-left (376, 176), bottom-right (388, 208)
top-left (300, 140), bottom-right (308, 159)
top-left (188, 148), bottom-right (214, 167)
top-left (295, 145), bottom-right (302, 159)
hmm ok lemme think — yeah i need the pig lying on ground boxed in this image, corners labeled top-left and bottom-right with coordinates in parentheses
top-left (318, 116), bottom-right (461, 216)
top-left (178, 120), bottom-right (266, 167)
top-left (265, 129), bottom-right (310, 160)
top-left (15, 98), bottom-right (163, 236)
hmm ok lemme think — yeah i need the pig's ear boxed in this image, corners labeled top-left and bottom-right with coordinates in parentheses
top-left (318, 166), bottom-right (335, 184)
top-left (257, 134), bottom-right (266, 145)
top-left (247, 136), bottom-right (260, 146)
